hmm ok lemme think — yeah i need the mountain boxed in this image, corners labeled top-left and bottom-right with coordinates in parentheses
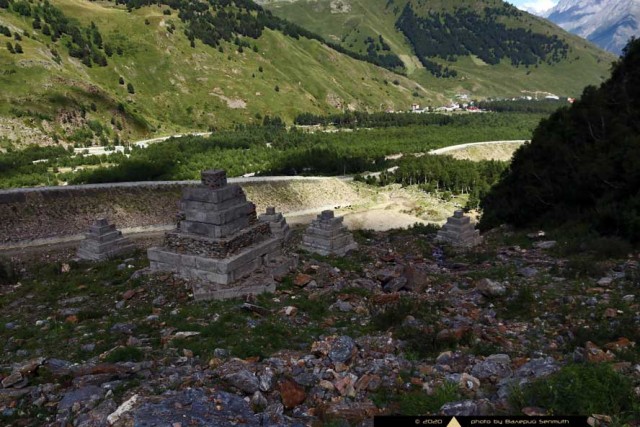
top-left (545, 0), bottom-right (640, 55)
top-left (259, 0), bottom-right (615, 98)
top-left (0, 0), bottom-right (440, 147)
top-left (480, 37), bottom-right (640, 240)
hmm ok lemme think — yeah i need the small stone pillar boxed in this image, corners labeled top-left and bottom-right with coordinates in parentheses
top-left (259, 207), bottom-right (291, 242)
top-left (76, 218), bottom-right (135, 261)
top-left (436, 210), bottom-right (482, 248)
top-left (299, 210), bottom-right (357, 256)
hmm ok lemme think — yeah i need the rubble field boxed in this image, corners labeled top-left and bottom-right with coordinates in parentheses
top-left (0, 225), bottom-right (638, 426)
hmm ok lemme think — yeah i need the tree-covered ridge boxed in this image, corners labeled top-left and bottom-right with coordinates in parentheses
top-left (480, 39), bottom-right (640, 242)
top-left (110, 0), bottom-right (405, 73)
top-left (1, 0), bottom-right (109, 67)
top-left (396, 2), bottom-right (569, 77)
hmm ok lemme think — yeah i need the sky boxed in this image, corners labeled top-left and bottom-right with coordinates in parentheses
top-left (509, 0), bottom-right (559, 14)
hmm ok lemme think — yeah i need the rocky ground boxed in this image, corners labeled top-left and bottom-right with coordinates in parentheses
top-left (0, 225), bottom-right (639, 426)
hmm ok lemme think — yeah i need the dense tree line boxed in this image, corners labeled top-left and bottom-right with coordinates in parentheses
top-left (294, 111), bottom-right (456, 127)
top-left (293, 111), bottom-right (544, 131)
top-left (480, 39), bottom-right (640, 242)
top-left (478, 99), bottom-right (567, 114)
top-left (360, 155), bottom-right (507, 209)
top-left (109, 0), bottom-right (405, 73)
top-left (395, 3), bottom-right (569, 77)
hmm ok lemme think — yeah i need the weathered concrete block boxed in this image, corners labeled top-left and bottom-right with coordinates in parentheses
top-left (77, 218), bottom-right (135, 261)
top-left (300, 210), bottom-right (357, 257)
top-left (183, 202), bottom-right (254, 225)
top-left (436, 210), bottom-right (482, 248)
top-left (182, 184), bottom-right (244, 204)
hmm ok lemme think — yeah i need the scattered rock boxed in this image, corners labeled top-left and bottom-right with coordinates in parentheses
top-left (533, 241), bottom-right (557, 249)
top-left (440, 399), bottom-right (492, 416)
top-left (294, 273), bottom-right (313, 287)
top-left (476, 278), bottom-right (506, 297)
top-left (223, 369), bottom-right (260, 394)
top-left (471, 354), bottom-right (512, 381)
top-left (329, 336), bottom-right (356, 364)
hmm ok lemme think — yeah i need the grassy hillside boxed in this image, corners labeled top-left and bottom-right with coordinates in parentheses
top-left (260, 0), bottom-right (616, 100)
top-left (0, 0), bottom-right (440, 147)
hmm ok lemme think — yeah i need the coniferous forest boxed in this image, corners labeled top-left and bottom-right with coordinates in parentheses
top-left (480, 38), bottom-right (640, 242)
top-left (396, 3), bottom-right (569, 77)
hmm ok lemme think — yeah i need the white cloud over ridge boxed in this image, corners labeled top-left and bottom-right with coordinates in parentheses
top-left (515, 0), bottom-right (558, 15)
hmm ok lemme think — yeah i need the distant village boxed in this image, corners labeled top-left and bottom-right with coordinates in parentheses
top-left (398, 92), bottom-right (575, 114)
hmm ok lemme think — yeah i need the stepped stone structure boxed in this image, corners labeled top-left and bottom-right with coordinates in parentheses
top-left (436, 210), bottom-right (482, 248)
top-left (259, 207), bottom-right (291, 243)
top-left (300, 210), bottom-right (357, 256)
top-left (76, 218), bottom-right (135, 261)
top-left (148, 170), bottom-right (290, 301)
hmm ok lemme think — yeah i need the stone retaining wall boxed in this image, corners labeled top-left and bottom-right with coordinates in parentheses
top-left (0, 178), bottom-right (361, 247)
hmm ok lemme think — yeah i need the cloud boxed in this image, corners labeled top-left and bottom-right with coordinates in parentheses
top-left (519, 0), bottom-right (557, 14)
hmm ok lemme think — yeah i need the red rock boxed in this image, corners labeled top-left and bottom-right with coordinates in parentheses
top-left (604, 337), bottom-right (634, 351)
top-left (294, 274), bottom-right (313, 287)
top-left (371, 293), bottom-right (400, 306)
top-left (122, 289), bottom-right (137, 300)
top-left (65, 315), bottom-right (78, 324)
top-left (324, 401), bottom-right (379, 423)
top-left (436, 327), bottom-right (471, 343)
top-left (380, 254), bottom-right (395, 262)
top-left (278, 379), bottom-right (306, 409)
top-left (585, 341), bottom-right (615, 363)
top-left (604, 308), bottom-right (618, 318)
top-left (334, 374), bottom-right (357, 397)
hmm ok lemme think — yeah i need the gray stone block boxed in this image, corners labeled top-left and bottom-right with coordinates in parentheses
top-left (180, 195), bottom-right (249, 214)
top-left (180, 216), bottom-right (250, 238)
top-left (183, 202), bottom-right (254, 225)
top-left (182, 184), bottom-right (244, 204)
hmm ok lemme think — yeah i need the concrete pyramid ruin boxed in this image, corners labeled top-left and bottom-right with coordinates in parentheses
top-left (259, 207), bottom-right (291, 243)
top-left (76, 218), bottom-right (135, 261)
top-left (148, 170), bottom-right (289, 300)
top-left (436, 210), bottom-right (482, 248)
top-left (300, 210), bottom-right (357, 256)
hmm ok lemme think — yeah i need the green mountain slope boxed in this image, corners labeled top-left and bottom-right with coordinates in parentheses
top-left (259, 0), bottom-right (616, 99)
top-left (0, 0), bottom-right (440, 147)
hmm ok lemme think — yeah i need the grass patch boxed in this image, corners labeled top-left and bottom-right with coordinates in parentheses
top-left (105, 346), bottom-right (144, 363)
top-left (509, 363), bottom-right (635, 416)
top-left (372, 383), bottom-right (461, 415)
top-left (499, 284), bottom-right (536, 320)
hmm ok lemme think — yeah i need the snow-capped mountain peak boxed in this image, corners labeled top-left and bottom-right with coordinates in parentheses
top-left (545, 0), bottom-right (640, 55)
